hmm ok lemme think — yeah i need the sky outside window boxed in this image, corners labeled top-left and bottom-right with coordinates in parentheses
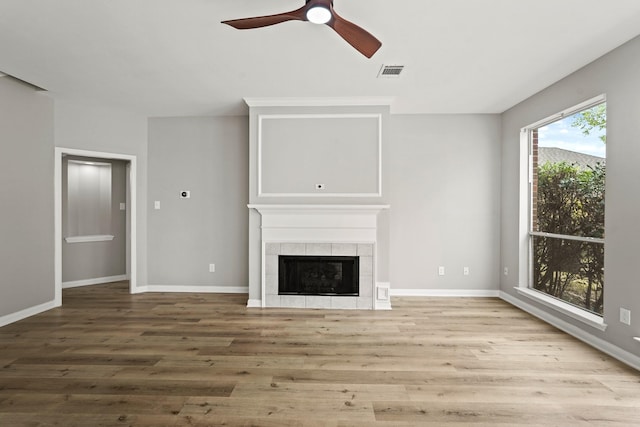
top-left (537, 107), bottom-right (606, 158)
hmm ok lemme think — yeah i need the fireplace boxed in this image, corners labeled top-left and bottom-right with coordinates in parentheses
top-left (248, 204), bottom-right (391, 309)
top-left (279, 256), bottom-right (359, 296)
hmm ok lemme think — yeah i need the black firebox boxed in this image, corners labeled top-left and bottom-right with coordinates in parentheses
top-left (278, 256), bottom-right (359, 296)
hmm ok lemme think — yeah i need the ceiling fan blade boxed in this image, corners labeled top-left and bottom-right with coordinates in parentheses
top-left (327, 12), bottom-right (382, 58)
top-left (222, 6), bottom-right (307, 30)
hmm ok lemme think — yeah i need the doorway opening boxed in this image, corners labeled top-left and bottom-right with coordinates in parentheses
top-left (54, 148), bottom-right (138, 306)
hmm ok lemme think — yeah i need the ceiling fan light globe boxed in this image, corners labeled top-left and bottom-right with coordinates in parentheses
top-left (306, 6), bottom-right (331, 24)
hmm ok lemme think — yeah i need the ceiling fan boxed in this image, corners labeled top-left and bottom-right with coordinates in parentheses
top-left (221, 0), bottom-right (382, 58)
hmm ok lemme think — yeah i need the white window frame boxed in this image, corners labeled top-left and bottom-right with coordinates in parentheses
top-left (517, 94), bottom-right (607, 331)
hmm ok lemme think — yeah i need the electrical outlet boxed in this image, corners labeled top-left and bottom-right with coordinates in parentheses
top-left (438, 266), bottom-right (445, 276)
top-left (154, 201), bottom-right (160, 210)
top-left (504, 267), bottom-right (509, 276)
top-left (620, 308), bottom-right (631, 325)
top-left (119, 202), bottom-right (126, 211)
top-left (209, 263), bottom-right (215, 273)
top-left (463, 267), bottom-right (470, 276)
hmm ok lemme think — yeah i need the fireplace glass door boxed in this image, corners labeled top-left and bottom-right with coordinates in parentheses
top-left (279, 256), bottom-right (359, 296)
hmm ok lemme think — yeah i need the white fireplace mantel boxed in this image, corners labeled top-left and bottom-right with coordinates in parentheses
top-left (249, 204), bottom-right (389, 243)
top-left (249, 204), bottom-right (390, 309)
top-left (248, 204), bottom-right (390, 216)
top-left (248, 204), bottom-right (390, 211)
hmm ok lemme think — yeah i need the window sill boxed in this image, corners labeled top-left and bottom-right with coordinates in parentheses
top-left (65, 235), bottom-right (114, 243)
top-left (515, 287), bottom-right (607, 331)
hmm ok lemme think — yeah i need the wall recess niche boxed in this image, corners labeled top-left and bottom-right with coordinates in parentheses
top-left (258, 114), bottom-right (382, 197)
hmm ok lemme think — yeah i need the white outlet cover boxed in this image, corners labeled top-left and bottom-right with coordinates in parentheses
top-left (620, 308), bottom-right (631, 325)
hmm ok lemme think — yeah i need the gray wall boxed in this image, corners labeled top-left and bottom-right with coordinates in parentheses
top-left (260, 115), bottom-right (381, 195)
top-left (147, 116), bottom-right (249, 288)
top-left (54, 98), bottom-right (149, 290)
top-left (62, 156), bottom-right (127, 283)
top-left (501, 35), bottom-right (640, 354)
top-left (0, 77), bottom-right (54, 316)
top-left (389, 114), bottom-right (502, 291)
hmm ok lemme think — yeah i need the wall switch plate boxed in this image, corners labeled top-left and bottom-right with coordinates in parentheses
top-left (463, 267), bottom-right (470, 276)
top-left (438, 266), bottom-right (445, 276)
top-left (376, 286), bottom-right (389, 300)
top-left (154, 201), bottom-right (160, 210)
top-left (180, 191), bottom-right (191, 199)
top-left (620, 308), bottom-right (631, 325)
top-left (504, 267), bottom-right (509, 276)
top-left (120, 202), bottom-right (126, 211)
top-left (209, 263), bottom-right (215, 273)
top-left (315, 184), bottom-right (325, 190)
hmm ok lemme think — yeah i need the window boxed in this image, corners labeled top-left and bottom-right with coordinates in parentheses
top-left (527, 98), bottom-right (606, 316)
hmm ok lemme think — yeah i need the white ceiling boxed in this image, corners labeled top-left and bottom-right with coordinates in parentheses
top-left (1, 0), bottom-right (640, 117)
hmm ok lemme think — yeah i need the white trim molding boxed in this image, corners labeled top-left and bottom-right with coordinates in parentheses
top-left (62, 275), bottom-right (127, 289)
top-left (500, 291), bottom-right (640, 372)
top-left (0, 299), bottom-right (57, 328)
top-left (247, 299), bottom-right (262, 308)
top-left (55, 147), bottom-right (138, 304)
top-left (523, 94), bottom-right (607, 131)
top-left (244, 97), bottom-right (394, 108)
top-left (64, 234), bottom-right (114, 243)
top-left (515, 287), bottom-right (606, 331)
top-left (391, 289), bottom-right (500, 297)
top-left (249, 204), bottom-right (390, 244)
top-left (145, 285), bottom-right (249, 294)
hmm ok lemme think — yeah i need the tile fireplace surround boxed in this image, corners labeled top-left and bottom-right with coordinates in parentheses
top-left (249, 204), bottom-right (390, 310)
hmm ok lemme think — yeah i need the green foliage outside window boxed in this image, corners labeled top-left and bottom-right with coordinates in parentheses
top-left (533, 161), bottom-right (605, 314)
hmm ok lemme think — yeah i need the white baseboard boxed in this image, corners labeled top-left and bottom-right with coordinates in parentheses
top-left (375, 300), bottom-right (392, 310)
top-left (62, 275), bottom-right (127, 289)
top-left (500, 291), bottom-right (640, 372)
top-left (247, 299), bottom-right (262, 308)
top-left (145, 285), bottom-right (249, 294)
top-left (0, 299), bottom-right (58, 328)
top-left (392, 288), bottom-right (500, 297)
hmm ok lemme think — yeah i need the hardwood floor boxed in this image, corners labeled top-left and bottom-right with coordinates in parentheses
top-left (1, 281), bottom-right (639, 426)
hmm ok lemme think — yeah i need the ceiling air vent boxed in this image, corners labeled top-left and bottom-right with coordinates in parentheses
top-left (378, 65), bottom-right (404, 78)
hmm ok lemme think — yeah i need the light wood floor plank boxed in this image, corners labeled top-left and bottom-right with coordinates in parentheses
top-left (0, 281), bottom-right (638, 426)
